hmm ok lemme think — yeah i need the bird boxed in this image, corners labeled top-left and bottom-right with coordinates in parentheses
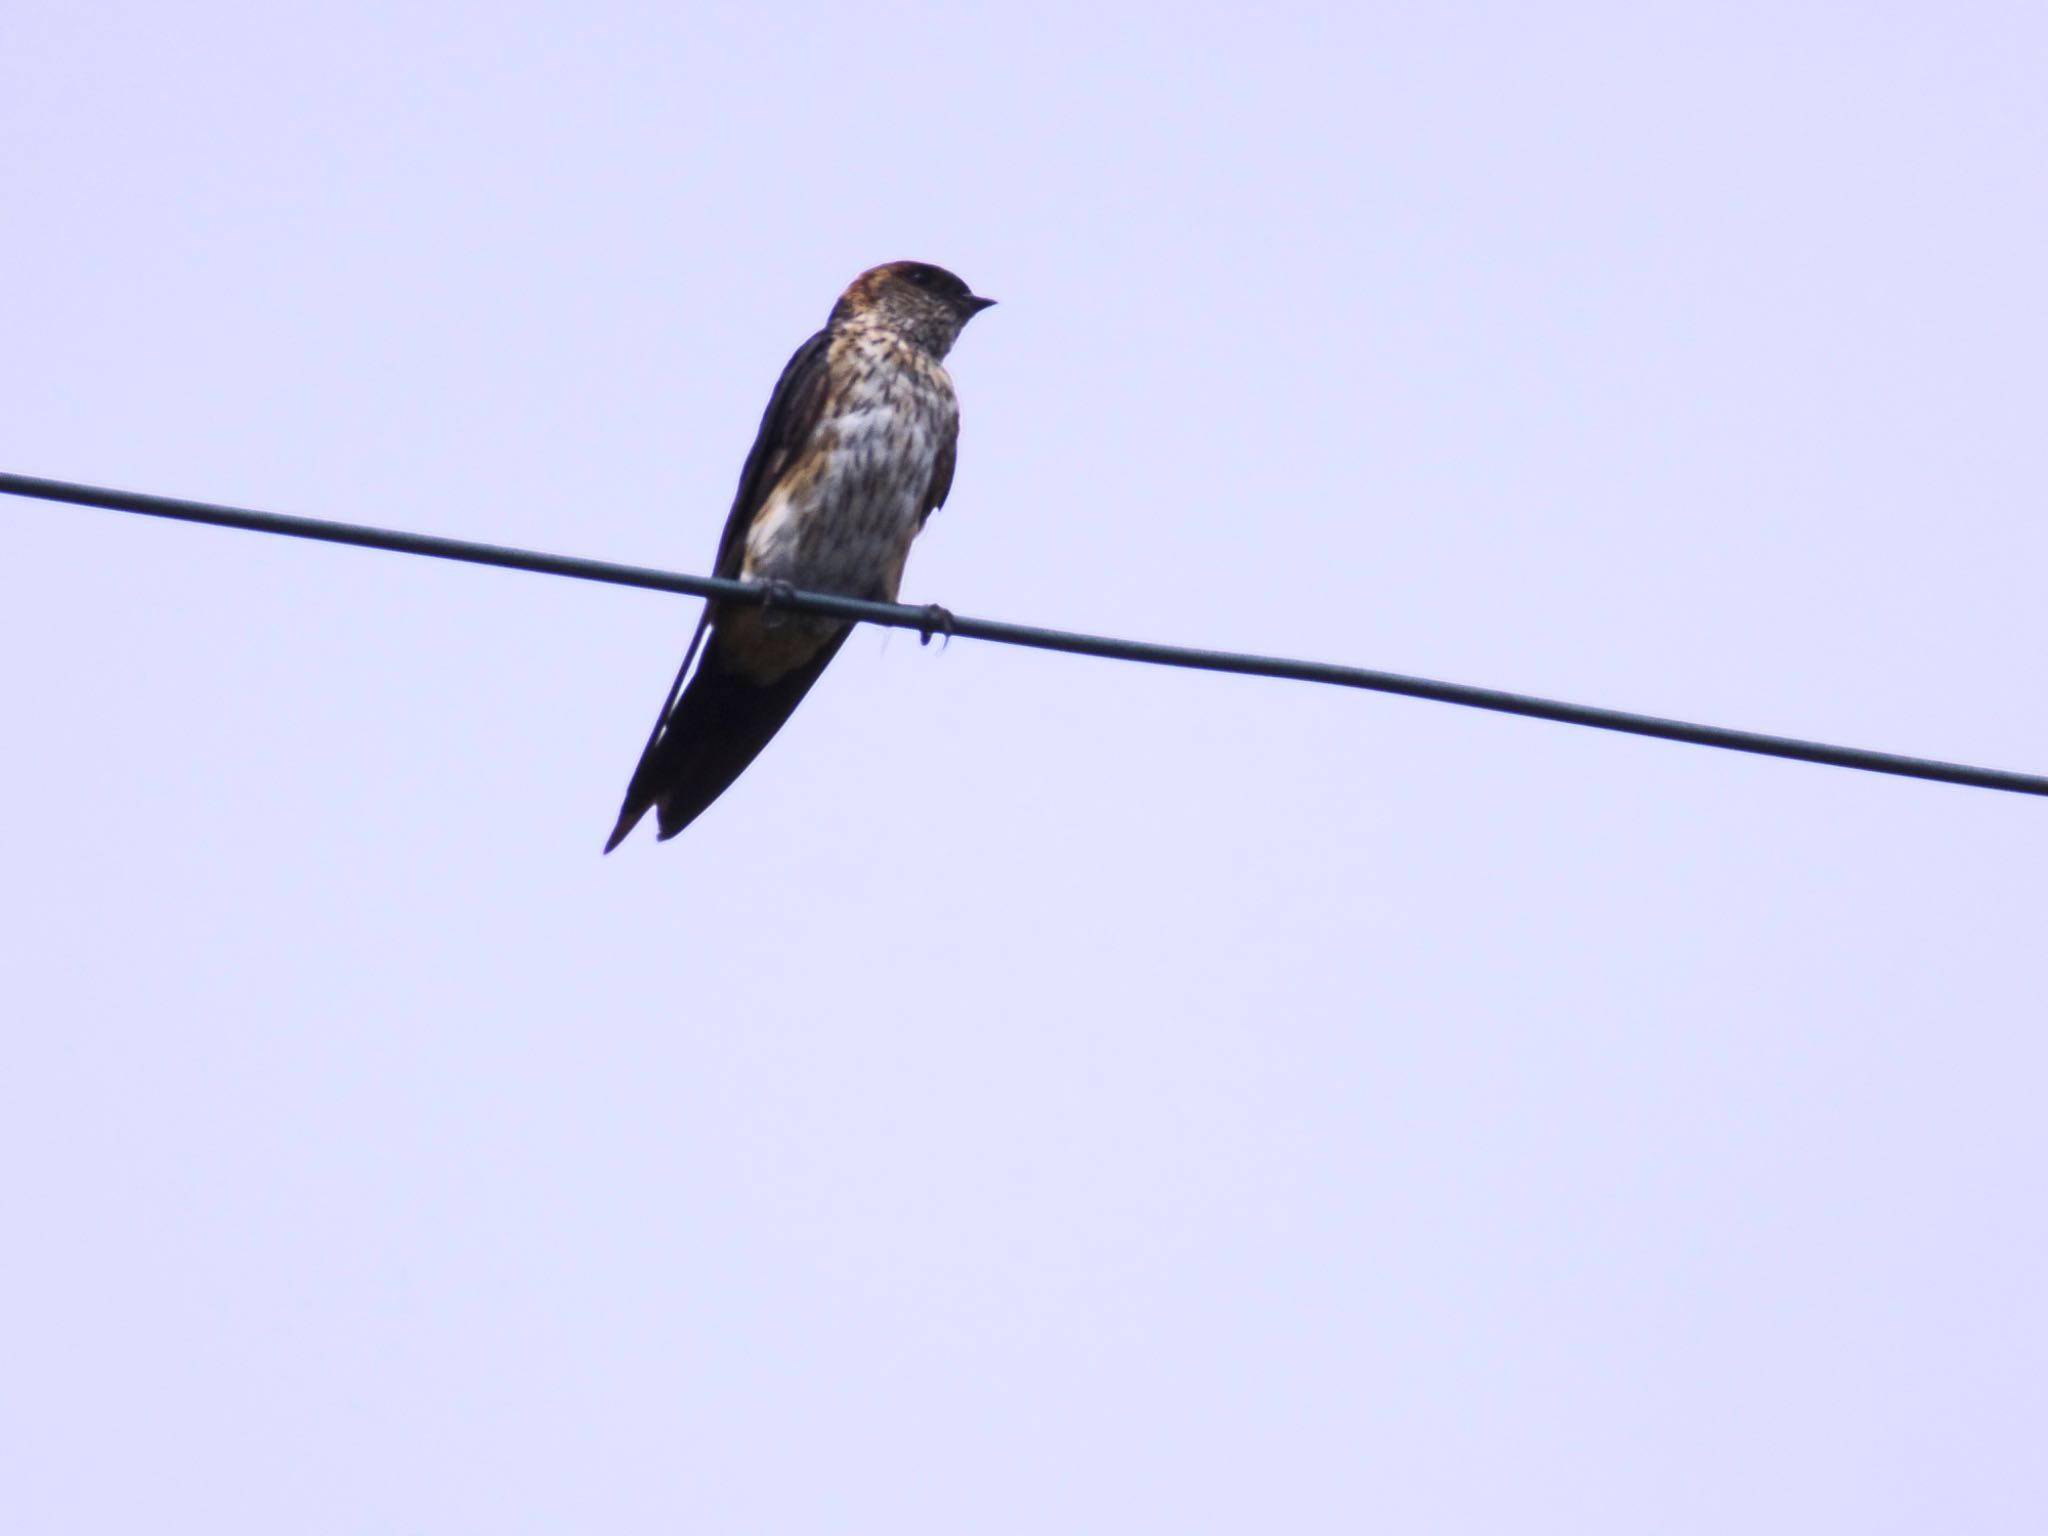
top-left (604, 260), bottom-right (995, 852)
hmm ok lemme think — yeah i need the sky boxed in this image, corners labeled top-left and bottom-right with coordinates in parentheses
top-left (3, 2), bottom-right (2045, 1531)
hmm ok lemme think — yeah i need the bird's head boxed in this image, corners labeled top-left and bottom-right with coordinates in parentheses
top-left (832, 261), bottom-right (995, 357)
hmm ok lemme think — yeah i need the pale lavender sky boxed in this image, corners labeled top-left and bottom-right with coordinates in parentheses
top-left (3, 3), bottom-right (2045, 1531)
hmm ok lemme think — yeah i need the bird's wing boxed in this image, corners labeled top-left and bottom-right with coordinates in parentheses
top-left (713, 326), bottom-right (834, 578)
top-left (919, 425), bottom-right (957, 531)
top-left (603, 326), bottom-right (835, 853)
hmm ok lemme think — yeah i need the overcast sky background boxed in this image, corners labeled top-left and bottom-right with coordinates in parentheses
top-left (4, 3), bottom-right (2045, 1531)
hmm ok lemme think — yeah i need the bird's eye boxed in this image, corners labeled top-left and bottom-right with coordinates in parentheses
top-left (907, 268), bottom-right (932, 287)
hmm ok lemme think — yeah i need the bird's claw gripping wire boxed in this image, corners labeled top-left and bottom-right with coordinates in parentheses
top-left (916, 603), bottom-right (956, 648)
top-left (757, 578), bottom-right (799, 629)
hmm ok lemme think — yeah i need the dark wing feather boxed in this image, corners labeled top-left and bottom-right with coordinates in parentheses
top-left (713, 327), bottom-right (834, 578)
top-left (645, 627), bottom-right (851, 842)
top-left (603, 327), bottom-right (836, 852)
top-left (919, 427), bottom-right (957, 530)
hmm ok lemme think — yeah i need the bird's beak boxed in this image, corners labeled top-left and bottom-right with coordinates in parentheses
top-left (965, 295), bottom-right (997, 314)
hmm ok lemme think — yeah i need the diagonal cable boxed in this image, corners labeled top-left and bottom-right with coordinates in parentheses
top-left (5, 468), bottom-right (2044, 799)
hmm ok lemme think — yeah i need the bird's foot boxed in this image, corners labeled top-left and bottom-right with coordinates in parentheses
top-left (916, 603), bottom-right (956, 648)
top-left (757, 579), bottom-right (799, 629)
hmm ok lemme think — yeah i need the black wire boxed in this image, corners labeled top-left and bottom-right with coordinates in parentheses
top-left (5, 468), bottom-right (2044, 800)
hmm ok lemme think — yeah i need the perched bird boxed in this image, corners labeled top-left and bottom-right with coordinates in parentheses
top-left (604, 261), bottom-right (995, 851)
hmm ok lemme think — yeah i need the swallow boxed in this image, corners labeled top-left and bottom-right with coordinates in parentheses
top-left (604, 261), bottom-right (995, 851)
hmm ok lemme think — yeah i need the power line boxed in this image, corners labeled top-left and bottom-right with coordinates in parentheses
top-left (5, 468), bottom-right (2044, 800)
